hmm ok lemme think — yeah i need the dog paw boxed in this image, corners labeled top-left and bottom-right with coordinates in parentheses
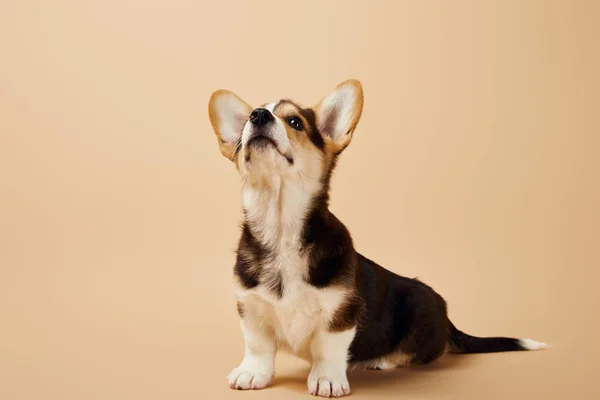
top-left (307, 375), bottom-right (351, 398)
top-left (227, 367), bottom-right (272, 390)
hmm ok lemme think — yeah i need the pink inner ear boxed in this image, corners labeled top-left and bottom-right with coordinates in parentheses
top-left (316, 83), bottom-right (361, 142)
top-left (319, 105), bottom-right (340, 139)
top-left (232, 113), bottom-right (248, 138)
top-left (218, 106), bottom-right (250, 144)
top-left (210, 89), bottom-right (253, 145)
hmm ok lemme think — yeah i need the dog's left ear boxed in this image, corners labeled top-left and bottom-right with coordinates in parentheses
top-left (314, 79), bottom-right (364, 153)
top-left (208, 89), bottom-right (253, 161)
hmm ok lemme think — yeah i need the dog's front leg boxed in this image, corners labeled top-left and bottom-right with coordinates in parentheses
top-left (307, 327), bottom-right (356, 398)
top-left (227, 318), bottom-right (276, 390)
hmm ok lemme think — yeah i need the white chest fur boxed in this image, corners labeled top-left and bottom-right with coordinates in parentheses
top-left (235, 247), bottom-right (346, 358)
top-left (237, 167), bottom-right (346, 357)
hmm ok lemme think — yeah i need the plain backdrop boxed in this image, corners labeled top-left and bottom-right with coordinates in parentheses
top-left (1, 1), bottom-right (599, 399)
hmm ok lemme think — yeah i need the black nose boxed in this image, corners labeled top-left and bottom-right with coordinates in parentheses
top-left (249, 108), bottom-right (274, 127)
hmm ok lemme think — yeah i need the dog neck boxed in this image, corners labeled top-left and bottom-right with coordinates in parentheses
top-left (242, 171), bottom-right (325, 250)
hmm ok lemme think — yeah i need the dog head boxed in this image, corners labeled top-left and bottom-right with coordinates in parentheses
top-left (208, 80), bottom-right (364, 188)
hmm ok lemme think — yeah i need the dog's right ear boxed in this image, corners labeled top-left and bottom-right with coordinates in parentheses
top-left (208, 90), bottom-right (253, 161)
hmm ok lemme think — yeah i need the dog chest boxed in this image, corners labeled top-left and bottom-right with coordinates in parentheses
top-left (237, 252), bottom-right (347, 353)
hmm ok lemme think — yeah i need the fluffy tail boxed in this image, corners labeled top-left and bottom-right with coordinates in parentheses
top-left (448, 321), bottom-right (549, 354)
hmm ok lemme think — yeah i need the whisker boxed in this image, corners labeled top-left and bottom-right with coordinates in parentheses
top-left (299, 170), bottom-right (320, 182)
top-left (228, 138), bottom-right (243, 160)
top-left (297, 171), bottom-right (305, 207)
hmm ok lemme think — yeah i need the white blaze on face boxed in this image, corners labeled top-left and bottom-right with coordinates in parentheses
top-left (263, 102), bottom-right (277, 112)
top-left (240, 100), bottom-right (292, 158)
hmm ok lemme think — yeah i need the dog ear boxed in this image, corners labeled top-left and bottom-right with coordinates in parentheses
top-left (208, 90), bottom-right (253, 160)
top-left (314, 79), bottom-right (364, 153)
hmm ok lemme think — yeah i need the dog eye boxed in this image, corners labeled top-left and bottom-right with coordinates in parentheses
top-left (286, 117), bottom-right (304, 131)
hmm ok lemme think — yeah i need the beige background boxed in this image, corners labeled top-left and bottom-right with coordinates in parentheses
top-left (1, 1), bottom-right (599, 399)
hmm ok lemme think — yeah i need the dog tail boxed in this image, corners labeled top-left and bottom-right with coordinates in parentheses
top-left (447, 321), bottom-right (549, 354)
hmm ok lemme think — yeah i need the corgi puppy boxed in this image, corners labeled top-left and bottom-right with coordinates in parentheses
top-left (207, 80), bottom-right (548, 398)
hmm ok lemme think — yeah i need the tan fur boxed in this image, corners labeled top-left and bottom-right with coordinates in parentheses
top-left (208, 89), bottom-right (252, 160)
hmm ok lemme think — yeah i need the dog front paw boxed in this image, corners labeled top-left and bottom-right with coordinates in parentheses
top-left (307, 373), bottom-right (351, 398)
top-left (227, 367), bottom-right (272, 390)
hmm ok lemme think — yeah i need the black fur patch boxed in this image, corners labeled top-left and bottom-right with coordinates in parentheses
top-left (329, 295), bottom-right (363, 332)
top-left (298, 108), bottom-right (325, 150)
top-left (274, 99), bottom-right (325, 151)
top-left (448, 322), bottom-right (524, 353)
top-left (234, 222), bottom-right (271, 290)
top-left (264, 270), bottom-right (284, 299)
top-left (302, 210), bottom-right (356, 288)
top-left (348, 254), bottom-right (449, 364)
top-left (234, 255), bottom-right (259, 289)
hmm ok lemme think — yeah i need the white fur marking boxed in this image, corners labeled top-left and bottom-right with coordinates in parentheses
top-left (351, 351), bottom-right (413, 370)
top-left (240, 109), bottom-right (291, 163)
top-left (227, 319), bottom-right (276, 390)
top-left (519, 338), bottom-right (550, 351)
top-left (308, 328), bottom-right (355, 397)
top-left (264, 102), bottom-right (277, 112)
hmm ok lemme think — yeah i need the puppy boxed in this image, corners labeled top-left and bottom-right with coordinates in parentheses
top-left (208, 80), bottom-right (548, 398)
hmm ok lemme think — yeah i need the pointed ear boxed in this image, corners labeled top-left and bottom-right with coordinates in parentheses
top-left (314, 79), bottom-right (364, 153)
top-left (208, 89), bottom-right (253, 160)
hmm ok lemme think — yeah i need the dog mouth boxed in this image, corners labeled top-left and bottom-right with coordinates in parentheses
top-left (246, 135), bottom-right (293, 164)
top-left (247, 134), bottom-right (277, 149)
